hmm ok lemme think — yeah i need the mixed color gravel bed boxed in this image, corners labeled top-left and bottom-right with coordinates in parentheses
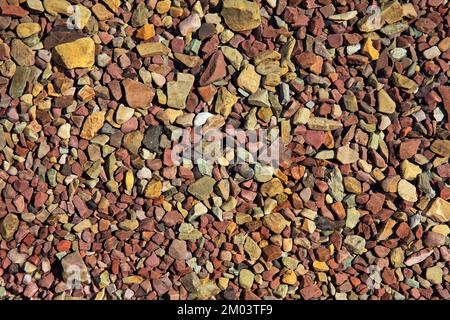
top-left (0, 0), bottom-right (449, 300)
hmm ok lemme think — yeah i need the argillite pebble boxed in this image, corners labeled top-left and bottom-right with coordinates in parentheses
top-left (0, 0), bottom-right (449, 301)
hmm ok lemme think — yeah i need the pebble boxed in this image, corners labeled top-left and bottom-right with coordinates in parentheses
top-left (0, 0), bottom-right (449, 302)
top-left (53, 38), bottom-right (95, 69)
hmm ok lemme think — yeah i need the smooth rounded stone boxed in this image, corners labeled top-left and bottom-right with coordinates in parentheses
top-left (57, 123), bottom-right (71, 139)
top-left (221, 0), bottom-right (261, 32)
top-left (336, 145), bottom-right (359, 164)
top-left (344, 235), bottom-right (367, 255)
top-left (187, 176), bottom-right (216, 200)
top-left (43, 0), bottom-right (72, 15)
top-left (27, 0), bottom-right (45, 12)
top-left (16, 22), bottom-right (41, 38)
top-left (0, 213), bottom-right (19, 240)
top-left (238, 269), bottom-right (255, 289)
top-left (397, 179), bottom-right (417, 202)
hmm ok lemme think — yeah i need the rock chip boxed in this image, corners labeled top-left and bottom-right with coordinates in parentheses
top-left (424, 198), bottom-right (450, 222)
top-left (188, 176), bottom-right (216, 200)
top-left (221, 0), bottom-right (261, 32)
top-left (53, 38), bottom-right (95, 69)
top-left (123, 79), bottom-right (154, 109)
top-left (0, 214), bottom-right (19, 240)
top-left (61, 251), bottom-right (91, 285)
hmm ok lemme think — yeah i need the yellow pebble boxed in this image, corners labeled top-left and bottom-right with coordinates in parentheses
top-left (125, 170), bottom-right (134, 193)
top-left (313, 260), bottom-right (329, 272)
top-left (282, 270), bottom-right (297, 285)
top-left (363, 38), bottom-right (379, 60)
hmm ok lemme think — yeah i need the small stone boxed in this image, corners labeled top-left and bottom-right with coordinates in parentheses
top-left (344, 235), bottom-right (367, 255)
top-left (179, 14), bottom-right (201, 36)
top-left (11, 39), bottom-right (35, 66)
top-left (199, 51), bottom-right (227, 86)
top-left (260, 178), bottom-right (284, 197)
top-left (423, 46), bottom-right (441, 60)
top-left (423, 231), bottom-right (446, 247)
top-left (168, 239), bottom-right (192, 260)
top-left (80, 111), bottom-right (106, 140)
top-left (53, 38), bottom-right (95, 69)
top-left (237, 64), bottom-right (261, 94)
top-left (61, 251), bottom-right (90, 284)
top-left (0, 214), bottom-right (19, 240)
top-left (399, 139), bottom-right (421, 159)
top-left (115, 105), bottom-right (134, 124)
top-left (123, 131), bottom-right (143, 155)
top-left (397, 179), bottom-right (417, 202)
top-left (263, 212), bottom-right (289, 234)
top-left (329, 11), bottom-right (358, 21)
top-left (221, 0), bottom-right (261, 32)
top-left (123, 78), bottom-right (154, 109)
top-left (143, 125), bottom-right (163, 152)
top-left (426, 266), bottom-right (443, 285)
top-left (239, 269), bottom-right (254, 289)
top-left (136, 24), bottom-right (155, 40)
top-left (343, 177), bottom-right (361, 193)
top-left (430, 140), bottom-right (450, 157)
top-left (136, 42), bottom-right (171, 57)
top-left (16, 22), bottom-right (41, 38)
top-left (307, 117), bottom-right (342, 130)
top-left (377, 89), bottom-right (396, 114)
top-left (293, 108), bottom-right (311, 125)
top-left (43, 0), bottom-right (72, 15)
top-left (188, 176), bottom-right (216, 200)
top-left (400, 160), bottom-right (422, 180)
top-left (167, 73), bottom-right (195, 109)
top-left (336, 145), bottom-right (359, 164)
top-left (424, 198), bottom-right (450, 222)
top-left (145, 179), bottom-right (162, 199)
top-left (57, 123), bottom-right (71, 139)
top-left (244, 236), bottom-right (261, 261)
